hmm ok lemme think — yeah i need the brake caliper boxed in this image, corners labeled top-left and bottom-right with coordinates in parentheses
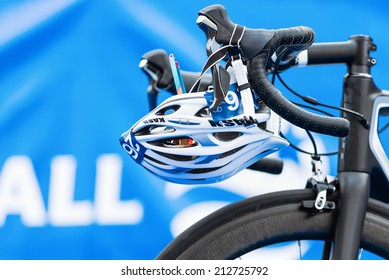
top-left (303, 156), bottom-right (337, 212)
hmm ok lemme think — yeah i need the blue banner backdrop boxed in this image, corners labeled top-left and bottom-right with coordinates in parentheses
top-left (0, 0), bottom-right (388, 259)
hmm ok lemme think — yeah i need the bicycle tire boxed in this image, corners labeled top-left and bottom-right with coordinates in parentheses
top-left (157, 189), bottom-right (389, 259)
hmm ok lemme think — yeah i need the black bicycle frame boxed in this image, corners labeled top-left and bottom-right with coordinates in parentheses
top-left (306, 35), bottom-right (389, 259)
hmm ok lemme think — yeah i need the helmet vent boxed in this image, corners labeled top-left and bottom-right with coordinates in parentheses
top-left (147, 137), bottom-right (198, 148)
top-left (156, 105), bottom-right (180, 115)
top-left (217, 145), bottom-right (246, 159)
top-left (186, 166), bottom-right (222, 174)
top-left (195, 107), bottom-right (210, 117)
top-left (213, 132), bottom-right (242, 142)
top-left (133, 125), bottom-right (175, 136)
top-left (144, 154), bottom-right (168, 166)
top-left (154, 150), bottom-right (199, 161)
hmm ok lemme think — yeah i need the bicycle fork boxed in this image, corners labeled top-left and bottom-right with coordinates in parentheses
top-left (304, 158), bottom-right (369, 259)
top-left (331, 172), bottom-right (370, 259)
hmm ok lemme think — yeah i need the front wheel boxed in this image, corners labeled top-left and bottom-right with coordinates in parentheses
top-left (157, 189), bottom-right (389, 259)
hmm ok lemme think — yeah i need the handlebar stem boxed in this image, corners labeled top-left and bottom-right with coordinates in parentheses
top-left (307, 35), bottom-right (377, 75)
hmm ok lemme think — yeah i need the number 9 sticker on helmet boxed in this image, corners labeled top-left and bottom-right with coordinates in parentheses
top-left (204, 82), bottom-right (245, 122)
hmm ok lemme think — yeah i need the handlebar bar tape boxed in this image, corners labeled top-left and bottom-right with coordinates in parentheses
top-left (248, 53), bottom-right (350, 137)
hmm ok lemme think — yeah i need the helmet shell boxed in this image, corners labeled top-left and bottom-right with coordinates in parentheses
top-left (120, 92), bottom-right (288, 184)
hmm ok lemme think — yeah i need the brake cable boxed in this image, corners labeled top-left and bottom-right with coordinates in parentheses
top-left (379, 121), bottom-right (389, 134)
top-left (275, 72), bottom-right (370, 129)
top-left (270, 50), bottom-right (340, 157)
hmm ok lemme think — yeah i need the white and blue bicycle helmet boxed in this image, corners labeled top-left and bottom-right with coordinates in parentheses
top-left (120, 91), bottom-right (288, 185)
